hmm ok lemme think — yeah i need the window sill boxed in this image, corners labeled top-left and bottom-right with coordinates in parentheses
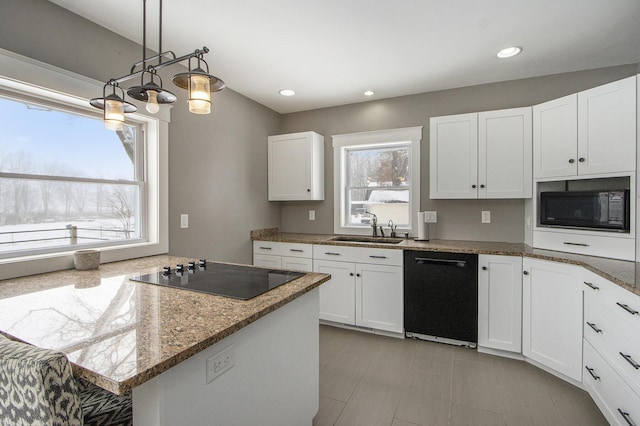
top-left (0, 240), bottom-right (167, 280)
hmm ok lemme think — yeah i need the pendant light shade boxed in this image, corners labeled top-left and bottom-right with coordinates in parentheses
top-left (172, 56), bottom-right (225, 115)
top-left (127, 71), bottom-right (177, 114)
top-left (90, 83), bottom-right (137, 131)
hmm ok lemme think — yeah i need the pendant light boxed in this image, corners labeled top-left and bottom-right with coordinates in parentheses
top-left (172, 54), bottom-right (225, 115)
top-left (89, 0), bottom-right (224, 129)
top-left (127, 70), bottom-right (177, 113)
top-left (90, 82), bottom-right (137, 131)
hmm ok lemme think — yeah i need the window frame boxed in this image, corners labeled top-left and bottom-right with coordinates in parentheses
top-left (0, 48), bottom-right (168, 279)
top-left (333, 126), bottom-right (422, 236)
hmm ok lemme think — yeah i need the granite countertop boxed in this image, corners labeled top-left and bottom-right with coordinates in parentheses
top-left (251, 228), bottom-right (639, 296)
top-left (0, 255), bottom-right (330, 395)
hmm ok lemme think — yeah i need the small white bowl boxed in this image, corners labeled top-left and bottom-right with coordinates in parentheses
top-left (74, 250), bottom-right (100, 270)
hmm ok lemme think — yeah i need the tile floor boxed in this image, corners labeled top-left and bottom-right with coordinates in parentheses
top-left (313, 325), bottom-right (607, 426)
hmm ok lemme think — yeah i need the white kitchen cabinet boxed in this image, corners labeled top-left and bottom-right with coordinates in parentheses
top-left (315, 259), bottom-right (356, 325)
top-left (477, 255), bottom-right (522, 354)
top-left (268, 131), bottom-right (324, 201)
top-left (430, 107), bottom-right (532, 199)
top-left (313, 245), bottom-right (403, 334)
top-left (252, 241), bottom-right (313, 272)
top-left (522, 258), bottom-right (583, 382)
top-left (430, 113), bottom-right (478, 199)
top-left (533, 76), bottom-right (636, 179)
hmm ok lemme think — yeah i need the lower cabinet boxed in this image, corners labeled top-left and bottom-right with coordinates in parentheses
top-left (583, 340), bottom-right (640, 426)
top-left (522, 258), bottom-right (583, 382)
top-left (252, 241), bottom-right (313, 272)
top-left (477, 255), bottom-right (522, 353)
top-left (313, 245), bottom-right (403, 334)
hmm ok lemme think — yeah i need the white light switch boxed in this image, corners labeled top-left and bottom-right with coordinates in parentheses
top-left (309, 210), bottom-right (316, 221)
top-left (424, 211), bottom-right (437, 223)
top-left (481, 211), bottom-right (491, 224)
top-left (180, 214), bottom-right (189, 228)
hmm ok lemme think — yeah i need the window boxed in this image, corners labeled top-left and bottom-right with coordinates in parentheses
top-left (0, 93), bottom-right (144, 257)
top-left (333, 127), bottom-right (422, 236)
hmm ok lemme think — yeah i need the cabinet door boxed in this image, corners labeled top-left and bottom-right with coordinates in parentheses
top-left (533, 94), bottom-right (578, 179)
top-left (430, 113), bottom-right (478, 199)
top-left (314, 260), bottom-right (356, 325)
top-left (478, 255), bottom-right (523, 353)
top-left (355, 264), bottom-right (403, 333)
top-left (253, 254), bottom-right (282, 269)
top-left (577, 76), bottom-right (636, 175)
top-left (268, 133), bottom-right (314, 201)
top-left (522, 258), bottom-right (583, 382)
top-left (478, 107), bottom-right (532, 198)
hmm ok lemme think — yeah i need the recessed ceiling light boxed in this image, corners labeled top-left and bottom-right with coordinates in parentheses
top-left (279, 89), bottom-right (295, 96)
top-left (364, 90), bottom-right (375, 96)
top-left (497, 46), bottom-right (522, 59)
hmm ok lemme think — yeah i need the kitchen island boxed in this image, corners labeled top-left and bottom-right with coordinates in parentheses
top-left (0, 255), bottom-right (330, 426)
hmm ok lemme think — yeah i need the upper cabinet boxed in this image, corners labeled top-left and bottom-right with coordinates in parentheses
top-left (268, 131), bottom-right (324, 201)
top-left (430, 107), bottom-right (532, 199)
top-left (533, 76), bottom-right (636, 179)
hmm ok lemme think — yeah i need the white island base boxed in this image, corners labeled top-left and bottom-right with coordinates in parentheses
top-left (133, 289), bottom-right (319, 426)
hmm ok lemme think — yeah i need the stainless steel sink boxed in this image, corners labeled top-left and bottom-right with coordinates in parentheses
top-left (329, 236), bottom-right (404, 244)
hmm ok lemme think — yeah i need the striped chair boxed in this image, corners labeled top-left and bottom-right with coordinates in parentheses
top-left (0, 334), bottom-right (132, 426)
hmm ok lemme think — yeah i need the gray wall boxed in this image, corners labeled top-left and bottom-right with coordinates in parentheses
top-left (1, 0), bottom-right (282, 264)
top-left (279, 65), bottom-right (638, 242)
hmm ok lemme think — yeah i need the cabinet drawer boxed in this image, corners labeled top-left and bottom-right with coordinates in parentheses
top-left (583, 340), bottom-right (640, 426)
top-left (281, 256), bottom-right (313, 272)
top-left (253, 253), bottom-right (282, 269)
top-left (582, 270), bottom-right (640, 334)
top-left (313, 244), bottom-right (403, 266)
top-left (532, 230), bottom-right (635, 261)
top-left (253, 241), bottom-right (312, 258)
top-left (584, 293), bottom-right (640, 396)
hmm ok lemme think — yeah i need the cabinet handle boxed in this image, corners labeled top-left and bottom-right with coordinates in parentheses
top-left (307, 189), bottom-right (311, 192)
top-left (568, 158), bottom-right (575, 164)
top-left (259, 246), bottom-right (272, 250)
top-left (578, 157), bottom-right (585, 163)
top-left (617, 409), bottom-right (637, 426)
top-left (369, 255), bottom-right (387, 259)
top-left (620, 352), bottom-right (640, 370)
top-left (289, 249), bottom-right (304, 252)
top-left (480, 184), bottom-right (485, 188)
top-left (356, 273), bottom-right (361, 277)
top-left (482, 266), bottom-right (487, 271)
top-left (325, 252), bottom-right (341, 256)
top-left (349, 272), bottom-right (354, 277)
top-left (583, 281), bottom-right (600, 290)
top-left (586, 322), bottom-right (602, 333)
top-left (616, 302), bottom-right (639, 316)
top-left (585, 366), bottom-right (600, 381)
top-left (563, 242), bottom-right (589, 247)
top-left (472, 184), bottom-right (476, 188)
top-left (523, 270), bottom-right (529, 275)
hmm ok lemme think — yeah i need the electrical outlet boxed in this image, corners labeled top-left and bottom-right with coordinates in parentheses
top-left (180, 214), bottom-right (189, 228)
top-left (424, 211), bottom-right (437, 223)
top-left (482, 211), bottom-right (491, 224)
top-left (206, 345), bottom-right (235, 384)
top-left (309, 210), bottom-right (316, 221)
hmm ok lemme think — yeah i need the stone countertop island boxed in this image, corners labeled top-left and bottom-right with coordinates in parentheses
top-left (0, 255), bottom-right (330, 426)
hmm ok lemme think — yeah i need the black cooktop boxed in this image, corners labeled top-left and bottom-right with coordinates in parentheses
top-left (130, 261), bottom-right (305, 300)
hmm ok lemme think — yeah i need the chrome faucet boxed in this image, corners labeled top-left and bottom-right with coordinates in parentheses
top-left (365, 212), bottom-right (378, 236)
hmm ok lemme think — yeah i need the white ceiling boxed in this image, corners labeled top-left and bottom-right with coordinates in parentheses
top-left (49, 0), bottom-right (640, 114)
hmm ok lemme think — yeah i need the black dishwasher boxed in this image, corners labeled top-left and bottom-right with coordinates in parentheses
top-left (404, 251), bottom-right (478, 347)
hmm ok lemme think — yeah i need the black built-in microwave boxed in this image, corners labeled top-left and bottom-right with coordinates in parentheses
top-left (539, 190), bottom-right (630, 232)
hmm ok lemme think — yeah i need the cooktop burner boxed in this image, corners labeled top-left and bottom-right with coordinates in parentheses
top-left (130, 260), bottom-right (305, 300)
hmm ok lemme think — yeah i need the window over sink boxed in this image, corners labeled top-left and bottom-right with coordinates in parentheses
top-left (333, 127), bottom-right (422, 236)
